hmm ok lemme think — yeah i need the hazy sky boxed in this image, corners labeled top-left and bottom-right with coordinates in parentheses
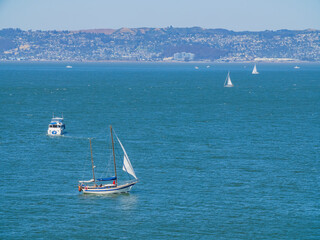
top-left (0, 0), bottom-right (319, 31)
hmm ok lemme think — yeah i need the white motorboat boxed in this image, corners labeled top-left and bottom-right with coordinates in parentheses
top-left (47, 115), bottom-right (65, 136)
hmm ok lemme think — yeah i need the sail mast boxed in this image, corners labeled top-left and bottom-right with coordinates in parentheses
top-left (110, 126), bottom-right (118, 186)
top-left (89, 138), bottom-right (96, 185)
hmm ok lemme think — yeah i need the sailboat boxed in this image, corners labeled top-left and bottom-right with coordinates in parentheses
top-left (78, 126), bottom-right (138, 194)
top-left (224, 71), bottom-right (234, 87)
top-left (252, 64), bottom-right (259, 74)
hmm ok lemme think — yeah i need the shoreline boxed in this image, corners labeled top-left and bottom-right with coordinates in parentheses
top-left (0, 60), bottom-right (317, 64)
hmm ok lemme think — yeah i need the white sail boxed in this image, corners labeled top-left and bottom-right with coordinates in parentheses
top-left (115, 135), bottom-right (137, 179)
top-left (252, 64), bottom-right (259, 74)
top-left (227, 73), bottom-right (232, 85)
top-left (122, 155), bottom-right (137, 179)
top-left (224, 72), bottom-right (234, 87)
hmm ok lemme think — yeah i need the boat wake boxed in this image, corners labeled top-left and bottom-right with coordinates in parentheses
top-left (62, 135), bottom-right (105, 141)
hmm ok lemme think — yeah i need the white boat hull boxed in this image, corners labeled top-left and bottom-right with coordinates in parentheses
top-left (47, 128), bottom-right (64, 136)
top-left (81, 182), bottom-right (136, 194)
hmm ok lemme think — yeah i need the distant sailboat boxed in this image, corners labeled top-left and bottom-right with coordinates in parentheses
top-left (294, 66), bottom-right (300, 69)
top-left (252, 64), bottom-right (259, 74)
top-left (224, 72), bottom-right (234, 87)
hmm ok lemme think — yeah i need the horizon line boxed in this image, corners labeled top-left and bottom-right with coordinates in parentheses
top-left (1, 26), bottom-right (319, 33)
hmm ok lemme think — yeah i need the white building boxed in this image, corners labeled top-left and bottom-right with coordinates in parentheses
top-left (173, 52), bottom-right (195, 61)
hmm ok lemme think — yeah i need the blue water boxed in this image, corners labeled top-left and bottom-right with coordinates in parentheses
top-left (1, 63), bottom-right (319, 239)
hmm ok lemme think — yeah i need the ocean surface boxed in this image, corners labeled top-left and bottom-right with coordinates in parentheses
top-left (1, 62), bottom-right (319, 239)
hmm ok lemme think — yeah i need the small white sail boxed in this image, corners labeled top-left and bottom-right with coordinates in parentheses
top-left (224, 72), bottom-right (234, 87)
top-left (116, 135), bottom-right (137, 179)
top-left (227, 74), bottom-right (232, 85)
top-left (252, 64), bottom-right (259, 74)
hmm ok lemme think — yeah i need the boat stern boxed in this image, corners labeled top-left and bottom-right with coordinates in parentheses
top-left (48, 127), bottom-right (63, 135)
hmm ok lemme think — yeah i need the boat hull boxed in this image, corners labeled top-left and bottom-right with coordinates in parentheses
top-left (81, 182), bottom-right (136, 194)
top-left (47, 129), bottom-right (64, 136)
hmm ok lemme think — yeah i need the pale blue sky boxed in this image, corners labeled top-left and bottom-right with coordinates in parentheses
top-left (0, 0), bottom-right (319, 31)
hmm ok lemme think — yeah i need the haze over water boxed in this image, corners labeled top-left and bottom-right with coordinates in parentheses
top-left (1, 63), bottom-right (319, 239)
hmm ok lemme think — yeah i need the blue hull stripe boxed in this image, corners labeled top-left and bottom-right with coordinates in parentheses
top-left (84, 183), bottom-right (135, 192)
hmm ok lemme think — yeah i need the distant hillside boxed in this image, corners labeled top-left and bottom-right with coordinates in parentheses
top-left (0, 27), bottom-right (319, 62)
top-left (76, 29), bottom-right (116, 35)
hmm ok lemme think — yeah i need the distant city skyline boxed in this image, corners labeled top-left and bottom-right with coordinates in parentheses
top-left (0, 0), bottom-right (319, 31)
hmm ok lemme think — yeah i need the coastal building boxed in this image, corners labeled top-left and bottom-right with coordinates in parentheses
top-left (173, 52), bottom-right (195, 61)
